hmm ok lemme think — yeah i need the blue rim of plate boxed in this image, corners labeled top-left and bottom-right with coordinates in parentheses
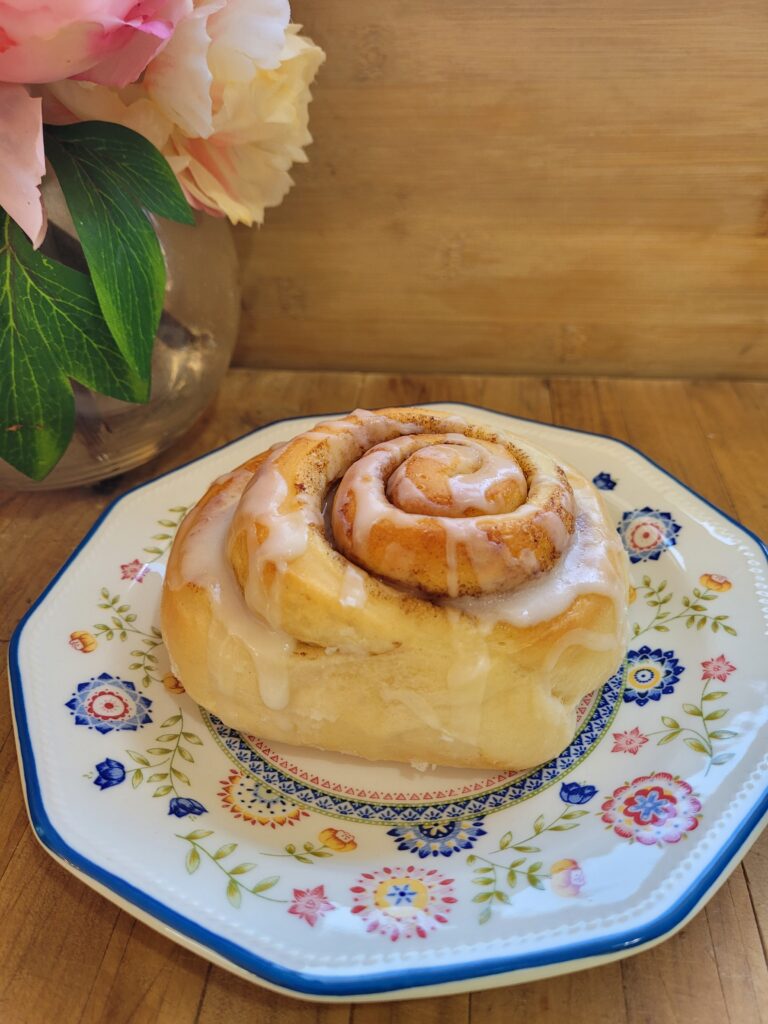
top-left (8, 402), bottom-right (768, 999)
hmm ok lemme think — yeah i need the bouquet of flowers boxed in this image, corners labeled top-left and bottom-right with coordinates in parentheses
top-left (0, 1), bottom-right (324, 480)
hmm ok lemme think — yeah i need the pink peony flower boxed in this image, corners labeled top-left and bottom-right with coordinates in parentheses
top-left (0, 1), bottom-right (190, 245)
top-left (611, 727), bottom-right (649, 756)
top-left (0, 1), bottom-right (190, 87)
top-left (0, 84), bottom-right (46, 245)
top-left (550, 859), bottom-right (586, 897)
top-left (288, 885), bottom-right (334, 927)
top-left (701, 655), bottom-right (736, 683)
top-left (44, 0), bottom-right (325, 225)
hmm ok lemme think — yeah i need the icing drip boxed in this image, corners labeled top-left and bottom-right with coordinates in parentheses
top-left (173, 472), bottom-right (296, 711)
top-left (444, 475), bottom-right (624, 627)
top-left (340, 563), bottom-right (367, 607)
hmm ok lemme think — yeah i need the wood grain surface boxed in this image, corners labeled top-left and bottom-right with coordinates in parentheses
top-left (234, 0), bottom-right (768, 378)
top-left (0, 369), bottom-right (766, 1024)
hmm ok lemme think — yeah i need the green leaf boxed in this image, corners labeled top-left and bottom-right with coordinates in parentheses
top-left (147, 747), bottom-right (172, 756)
top-left (703, 691), bottom-right (727, 701)
top-left (709, 730), bottom-right (738, 740)
top-left (683, 704), bottom-right (703, 717)
top-left (131, 769), bottom-right (143, 788)
top-left (0, 212), bottom-right (147, 479)
top-left (466, 854), bottom-right (477, 864)
top-left (182, 732), bottom-right (203, 745)
top-left (285, 844), bottom-right (296, 855)
top-left (508, 859), bottom-right (526, 869)
top-left (723, 625), bottom-right (737, 636)
top-left (230, 863), bottom-right (258, 876)
top-left (498, 831), bottom-right (513, 850)
top-left (251, 876), bottom-right (279, 894)
top-left (171, 767), bottom-right (191, 786)
top-left (511, 844), bottom-right (539, 853)
top-left (153, 785), bottom-right (173, 797)
top-left (494, 890), bottom-right (510, 903)
top-left (127, 750), bottom-right (150, 766)
top-left (549, 823), bottom-right (579, 831)
top-left (214, 843), bottom-right (238, 861)
top-left (475, 866), bottom-right (495, 874)
top-left (533, 814), bottom-right (545, 835)
top-left (478, 906), bottom-right (492, 925)
top-left (654, 625), bottom-right (670, 632)
top-left (711, 752), bottom-right (735, 766)
top-left (562, 810), bottom-right (588, 820)
top-left (45, 122), bottom-right (194, 380)
top-left (185, 848), bottom-right (200, 874)
top-left (657, 730), bottom-right (682, 745)
top-left (642, 575), bottom-right (651, 587)
top-left (472, 892), bottom-right (493, 903)
top-left (155, 733), bottom-right (179, 742)
top-left (473, 877), bottom-right (494, 886)
top-left (147, 773), bottom-right (169, 783)
top-left (184, 829), bottom-right (213, 841)
top-left (527, 872), bottom-right (546, 891)
top-left (506, 868), bottom-right (519, 888)
top-left (685, 737), bottom-right (711, 755)
top-left (704, 708), bottom-right (728, 721)
top-left (661, 717), bottom-right (680, 729)
top-left (177, 747), bottom-right (194, 763)
top-left (226, 879), bottom-right (242, 908)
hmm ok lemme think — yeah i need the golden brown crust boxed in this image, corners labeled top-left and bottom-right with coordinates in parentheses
top-left (161, 407), bottom-right (629, 770)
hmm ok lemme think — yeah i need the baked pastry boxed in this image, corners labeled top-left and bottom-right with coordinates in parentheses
top-left (161, 407), bottom-right (629, 770)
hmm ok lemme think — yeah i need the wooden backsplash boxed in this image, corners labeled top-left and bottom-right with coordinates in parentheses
top-left (234, 1), bottom-right (768, 378)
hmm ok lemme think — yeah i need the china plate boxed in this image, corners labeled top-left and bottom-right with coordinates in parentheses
top-left (9, 404), bottom-right (768, 1003)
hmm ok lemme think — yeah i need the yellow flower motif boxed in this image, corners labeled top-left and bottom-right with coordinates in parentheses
top-left (318, 827), bottom-right (357, 852)
top-left (628, 585), bottom-right (637, 604)
top-left (550, 858), bottom-right (586, 897)
top-left (162, 672), bottom-right (185, 695)
top-left (699, 573), bottom-right (732, 593)
top-left (69, 630), bottom-right (96, 653)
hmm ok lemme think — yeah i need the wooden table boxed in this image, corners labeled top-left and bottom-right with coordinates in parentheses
top-left (1, 369), bottom-right (766, 1024)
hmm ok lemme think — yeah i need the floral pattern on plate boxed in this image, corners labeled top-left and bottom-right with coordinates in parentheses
top-left (12, 405), bottom-right (767, 999)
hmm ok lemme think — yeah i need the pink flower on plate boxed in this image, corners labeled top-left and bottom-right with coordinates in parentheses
top-left (601, 772), bottom-right (702, 847)
top-left (288, 885), bottom-right (334, 927)
top-left (701, 655), bottom-right (736, 683)
top-left (611, 727), bottom-right (649, 756)
top-left (120, 559), bottom-right (148, 582)
top-left (550, 859), bottom-right (586, 897)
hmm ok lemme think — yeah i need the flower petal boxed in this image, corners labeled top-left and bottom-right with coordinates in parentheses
top-left (0, 85), bottom-right (45, 247)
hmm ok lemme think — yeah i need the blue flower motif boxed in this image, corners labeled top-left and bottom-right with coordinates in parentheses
top-left (559, 781), bottom-right (598, 805)
top-left (617, 507), bottom-right (681, 563)
top-left (65, 673), bottom-right (152, 734)
top-left (93, 758), bottom-right (126, 790)
top-left (592, 472), bottom-right (617, 491)
top-left (387, 818), bottom-right (487, 858)
top-left (623, 646), bottom-right (685, 707)
top-left (168, 797), bottom-right (207, 818)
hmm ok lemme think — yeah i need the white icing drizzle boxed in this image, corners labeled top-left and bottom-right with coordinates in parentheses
top-left (173, 473), bottom-right (296, 711)
top-left (444, 476), bottom-right (624, 628)
top-left (339, 563), bottom-right (367, 607)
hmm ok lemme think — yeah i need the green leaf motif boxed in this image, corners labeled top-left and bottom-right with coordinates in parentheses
top-left (703, 691), bottom-right (728, 702)
top-left (184, 830), bottom-right (213, 841)
top-left (704, 709), bottom-right (728, 721)
top-left (226, 879), bottom-right (242, 909)
top-left (0, 212), bottom-right (148, 479)
top-left (230, 863), bottom-right (258, 876)
top-left (685, 737), bottom-right (711, 755)
top-left (251, 876), bottom-right (280, 895)
top-left (683, 704), bottom-right (703, 717)
top-left (214, 843), bottom-right (238, 861)
top-left (45, 122), bottom-right (193, 381)
top-left (185, 848), bottom-right (200, 874)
